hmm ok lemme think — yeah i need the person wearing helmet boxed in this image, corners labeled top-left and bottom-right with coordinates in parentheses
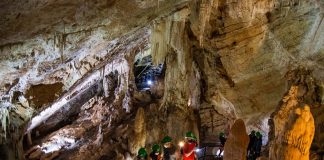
top-left (181, 131), bottom-right (198, 160)
top-left (247, 130), bottom-right (256, 160)
top-left (137, 148), bottom-right (148, 160)
top-left (161, 136), bottom-right (177, 160)
top-left (218, 132), bottom-right (226, 157)
top-left (150, 144), bottom-right (162, 160)
top-left (219, 132), bottom-right (226, 146)
top-left (255, 132), bottom-right (262, 158)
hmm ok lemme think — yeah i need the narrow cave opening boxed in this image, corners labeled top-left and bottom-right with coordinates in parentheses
top-left (133, 53), bottom-right (164, 91)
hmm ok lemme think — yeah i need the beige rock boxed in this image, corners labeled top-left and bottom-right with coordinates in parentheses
top-left (256, 157), bottom-right (268, 160)
top-left (223, 119), bottom-right (249, 160)
top-left (128, 107), bottom-right (146, 154)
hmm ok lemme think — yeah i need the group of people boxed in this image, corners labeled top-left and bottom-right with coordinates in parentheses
top-left (137, 131), bottom-right (198, 160)
top-left (136, 130), bottom-right (263, 160)
top-left (247, 130), bottom-right (263, 160)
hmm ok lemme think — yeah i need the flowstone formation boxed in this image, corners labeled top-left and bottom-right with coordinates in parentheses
top-left (285, 106), bottom-right (314, 159)
top-left (269, 67), bottom-right (322, 159)
top-left (223, 119), bottom-right (249, 160)
top-left (270, 104), bottom-right (315, 160)
top-left (269, 85), bottom-right (316, 160)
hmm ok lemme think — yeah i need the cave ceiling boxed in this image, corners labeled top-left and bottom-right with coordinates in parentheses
top-left (0, 0), bottom-right (323, 159)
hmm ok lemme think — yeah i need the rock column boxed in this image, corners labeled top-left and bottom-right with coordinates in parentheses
top-left (223, 119), bottom-right (249, 160)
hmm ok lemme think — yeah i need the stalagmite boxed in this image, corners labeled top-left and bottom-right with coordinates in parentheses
top-left (223, 119), bottom-right (249, 160)
top-left (270, 105), bottom-right (315, 160)
top-left (269, 84), bottom-right (316, 160)
top-left (129, 107), bottom-right (146, 154)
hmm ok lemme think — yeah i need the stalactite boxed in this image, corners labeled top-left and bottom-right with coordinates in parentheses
top-left (151, 19), bottom-right (171, 65)
top-left (54, 30), bottom-right (66, 64)
top-left (0, 103), bottom-right (11, 140)
top-left (61, 34), bottom-right (66, 64)
top-left (198, 0), bottom-right (216, 47)
top-left (151, 8), bottom-right (190, 65)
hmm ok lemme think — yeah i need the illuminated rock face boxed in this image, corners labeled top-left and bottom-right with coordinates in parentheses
top-left (286, 106), bottom-right (314, 159)
top-left (270, 105), bottom-right (315, 160)
top-left (269, 85), bottom-right (315, 160)
top-left (223, 119), bottom-right (249, 160)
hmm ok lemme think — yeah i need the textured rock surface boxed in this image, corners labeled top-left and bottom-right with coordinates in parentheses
top-left (189, 0), bottom-right (324, 143)
top-left (270, 104), bottom-right (315, 160)
top-left (269, 68), bottom-right (322, 159)
top-left (223, 119), bottom-right (249, 160)
top-left (129, 107), bottom-right (146, 154)
top-left (0, 0), bottom-right (323, 159)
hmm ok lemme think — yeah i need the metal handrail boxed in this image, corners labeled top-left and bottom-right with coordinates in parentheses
top-left (196, 144), bottom-right (224, 160)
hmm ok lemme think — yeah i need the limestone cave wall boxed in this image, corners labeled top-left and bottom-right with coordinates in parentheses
top-left (0, 0), bottom-right (323, 159)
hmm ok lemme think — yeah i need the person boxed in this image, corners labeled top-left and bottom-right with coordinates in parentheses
top-left (161, 136), bottom-right (177, 160)
top-left (181, 131), bottom-right (198, 160)
top-left (247, 130), bottom-right (256, 160)
top-left (137, 148), bottom-right (148, 160)
top-left (149, 144), bottom-right (162, 160)
top-left (218, 132), bottom-right (226, 157)
top-left (255, 132), bottom-right (262, 158)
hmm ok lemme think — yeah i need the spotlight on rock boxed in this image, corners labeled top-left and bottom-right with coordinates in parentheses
top-left (147, 80), bottom-right (152, 85)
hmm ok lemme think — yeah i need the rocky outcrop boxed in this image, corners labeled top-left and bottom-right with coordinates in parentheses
top-left (270, 104), bottom-right (315, 160)
top-left (189, 0), bottom-right (324, 142)
top-left (223, 119), bottom-right (249, 160)
top-left (268, 68), bottom-right (321, 159)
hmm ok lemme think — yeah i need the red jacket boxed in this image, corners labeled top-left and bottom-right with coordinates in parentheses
top-left (182, 142), bottom-right (197, 160)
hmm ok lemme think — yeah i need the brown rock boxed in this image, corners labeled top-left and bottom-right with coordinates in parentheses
top-left (28, 147), bottom-right (43, 160)
top-left (25, 145), bottom-right (41, 157)
top-left (40, 151), bottom-right (60, 160)
top-left (223, 119), bottom-right (249, 160)
top-left (257, 157), bottom-right (268, 160)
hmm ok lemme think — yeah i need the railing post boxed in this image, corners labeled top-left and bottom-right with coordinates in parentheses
top-left (203, 146), bottom-right (206, 160)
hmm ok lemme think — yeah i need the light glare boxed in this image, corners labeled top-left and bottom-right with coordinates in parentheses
top-left (147, 80), bottom-right (152, 85)
top-left (179, 141), bottom-right (184, 147)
